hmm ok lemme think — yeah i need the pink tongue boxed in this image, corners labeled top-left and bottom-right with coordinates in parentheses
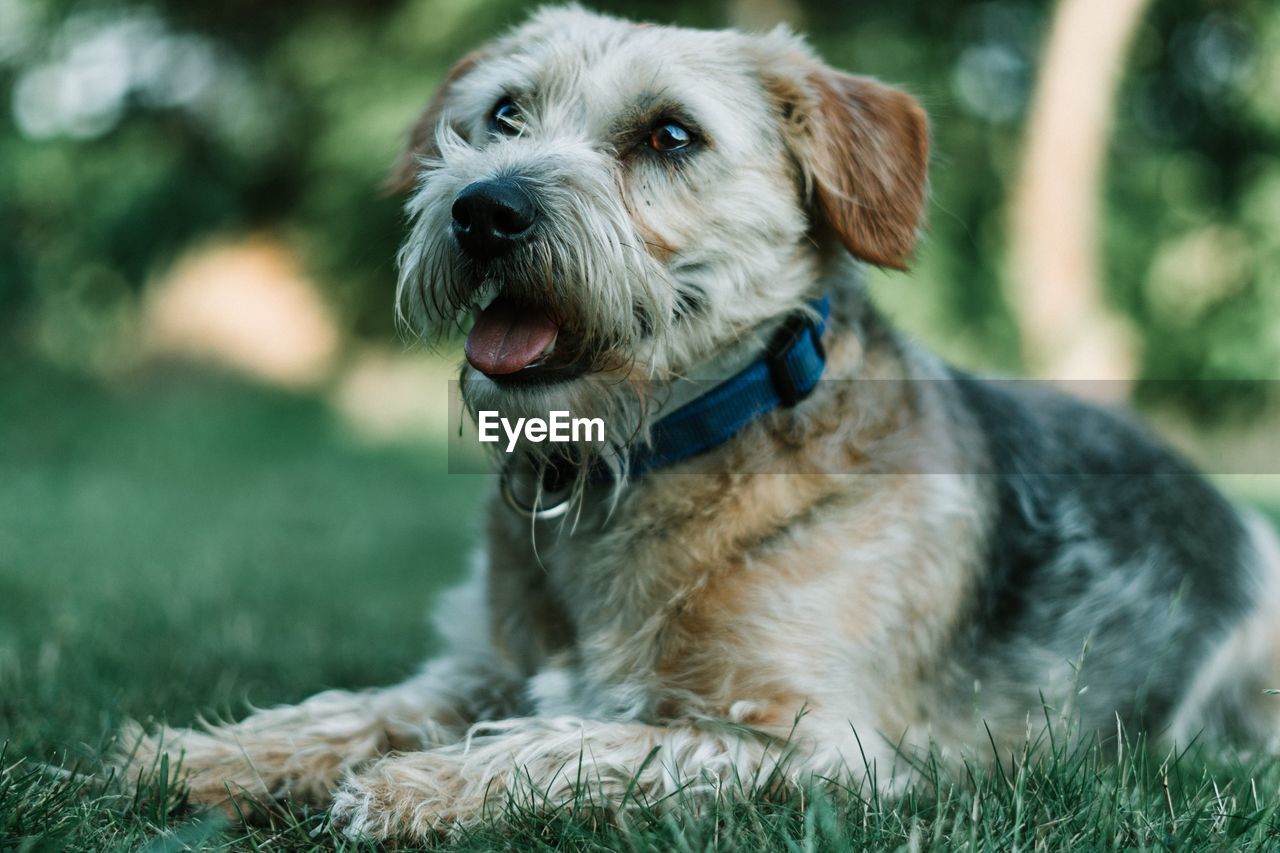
top-left (465, 297), bottom-right (560, 376)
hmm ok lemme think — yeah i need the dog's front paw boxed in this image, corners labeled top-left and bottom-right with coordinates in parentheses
top-left (112, 718), bottom-right (281, 814)
top-left (110, 689), bottom-right (429, 817)
top-left (328, 780), bottom-right (384, 840)
top-left (329, 751), bottom-right (483, 841)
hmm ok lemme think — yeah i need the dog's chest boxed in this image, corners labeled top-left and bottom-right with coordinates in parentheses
top-left (521, 502), bottom-right (703, 718)
top-left (497, 468), bottom-right (859, 722)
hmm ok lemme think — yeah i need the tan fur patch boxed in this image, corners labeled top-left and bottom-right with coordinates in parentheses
top-left (805, 71), bottom-right (930, 270)
top-left (762, 57), bottom-right (930, 270)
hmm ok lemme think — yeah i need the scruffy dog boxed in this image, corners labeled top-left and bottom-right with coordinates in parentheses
top-left (122, 6), bottom-right (1280, 840)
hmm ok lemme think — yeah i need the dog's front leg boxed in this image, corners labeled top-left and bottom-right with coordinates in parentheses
top-left (115, 561), bottom-right (529, 811)
top-left (329, 716), bottom-right (813, 840)
top-left (117, 651), bottom-right (522, 810)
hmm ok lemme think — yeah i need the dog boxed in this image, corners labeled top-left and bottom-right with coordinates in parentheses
top-left (119, 6), bottom-right (1280, 840)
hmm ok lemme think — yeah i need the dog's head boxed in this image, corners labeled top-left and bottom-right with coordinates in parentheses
top-left (392, 6), bottom-right (928, 441)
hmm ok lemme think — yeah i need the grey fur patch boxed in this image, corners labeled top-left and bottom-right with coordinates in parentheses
top-left (949, 372), bottom-right (1253, 733)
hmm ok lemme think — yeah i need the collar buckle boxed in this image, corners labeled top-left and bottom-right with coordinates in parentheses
top-left (766, 310), bottom-right (826, 407)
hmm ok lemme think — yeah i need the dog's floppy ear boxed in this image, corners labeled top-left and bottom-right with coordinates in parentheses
top-left (761, 44), bottom-right (930, 270)
top-left (385, 50), bottom-right (486, 195)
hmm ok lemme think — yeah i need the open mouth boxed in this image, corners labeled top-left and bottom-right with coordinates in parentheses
top-left (464, 295), bottom-right (589, 384)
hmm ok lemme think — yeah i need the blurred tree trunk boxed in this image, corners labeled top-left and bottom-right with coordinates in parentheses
top-left (1007, 0), bottom-right (1152, 391)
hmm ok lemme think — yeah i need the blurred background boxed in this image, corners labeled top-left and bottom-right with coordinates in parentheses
top-left (1, 0), bottom-right (1279, 762)
top-left (4, 0), bottom-right (1280, 419)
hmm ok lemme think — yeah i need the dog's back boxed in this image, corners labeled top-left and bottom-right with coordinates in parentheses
top-left (948, 371), bottom-right (1279, 741)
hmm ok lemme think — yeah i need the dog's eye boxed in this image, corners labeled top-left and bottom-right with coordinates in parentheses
top-left (649, 121), bottom-right (693, 153)
top-left (490, 97), bottom-right (524, 137)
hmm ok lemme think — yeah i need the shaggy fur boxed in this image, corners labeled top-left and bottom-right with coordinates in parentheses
top-left (117, 6), bottom-right (1280, 841)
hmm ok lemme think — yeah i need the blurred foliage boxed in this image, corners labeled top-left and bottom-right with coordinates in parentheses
top-left (1, 0), bottom-right (1278, 414)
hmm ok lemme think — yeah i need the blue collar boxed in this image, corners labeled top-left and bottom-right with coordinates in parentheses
top-left (505, 297), bottom-right (832, 512)
top-left (626, 295), bottom-right (831, 478)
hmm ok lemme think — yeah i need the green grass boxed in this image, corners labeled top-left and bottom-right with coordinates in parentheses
top-left (2, 359), bottom-right (1279, 850)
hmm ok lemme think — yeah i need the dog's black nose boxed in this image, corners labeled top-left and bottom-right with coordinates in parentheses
top-left (451, 178), bottom-right (537, 259)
